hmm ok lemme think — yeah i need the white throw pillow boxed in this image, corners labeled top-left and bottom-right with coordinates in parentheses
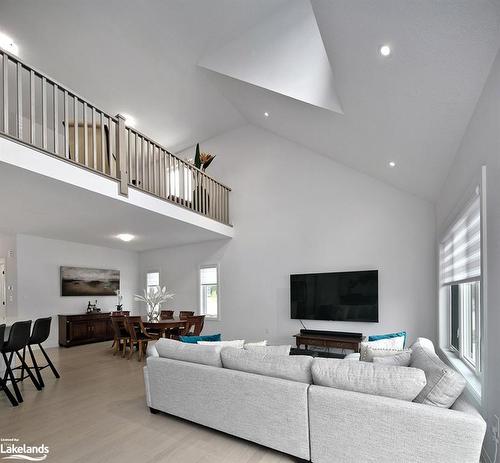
top-left (364, 347), bottom-right (411, 363)
top-left (372, 350), bottom-right (412, 366)
top-left (198, 339), bottom-right (245, 348)
top-left (244, 340), bottom-right (268, 348)
top-left (360, 337), bottom-right (405, 361)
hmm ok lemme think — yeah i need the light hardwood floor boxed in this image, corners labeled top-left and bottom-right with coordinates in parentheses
top-left (0, 342), bottom-right (296, 463)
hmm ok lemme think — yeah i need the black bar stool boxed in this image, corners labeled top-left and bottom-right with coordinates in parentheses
top-left (21, 317), bottom-right (60, 387)
top-left (1, 320), bottom-right (42, 403)
top-left (0, 324), bottom-right (18, 406)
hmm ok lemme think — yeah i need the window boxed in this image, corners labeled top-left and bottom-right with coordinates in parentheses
top-left (146, 271), bottom-right (160, 295)
top-left (200, 265), bottom-right (219, 319)
top-left (440, 195), bottom-right (482, 374)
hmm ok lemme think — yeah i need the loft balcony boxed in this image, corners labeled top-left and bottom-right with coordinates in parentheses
top-left (0, 47), bottom-right (232, 240)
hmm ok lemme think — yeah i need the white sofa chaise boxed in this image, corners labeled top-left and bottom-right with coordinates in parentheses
top-left (144, 338), bottom-right (486, 463)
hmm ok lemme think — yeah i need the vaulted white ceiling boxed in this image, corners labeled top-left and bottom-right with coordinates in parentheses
top-left (0, 0), bottom-right (499, 200)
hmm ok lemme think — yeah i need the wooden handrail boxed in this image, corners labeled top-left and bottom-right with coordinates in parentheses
top-left (0, 46), bottom-right (231, 226)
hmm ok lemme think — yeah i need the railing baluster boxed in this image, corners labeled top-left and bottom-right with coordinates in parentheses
top-left (135, 133), bottom-right (139, 188)
top-left (109, 116), bottom-right (114, 177)
top-left (54, 84), bottom-right (59, 154)
top-left (73, 96), bottom-right (79, 163)
top-left (17, 62), bottom-right (22, 139)
top-left (92, 107), bottom-right (97, 168)
top-left (3, 53), bottom-right (8, 134)
top-left (100, 112), bottom-right (105, 173)
top-left (63, 90), bottom-right (69, 157)
top-left (30, 71), bottom-right (35, 144)
top-left (83, 102), bottom-right (88, 166)
top-left (42, 76), bottom-right (47, 149)
top-left (128, 129), bottom-right (133, 186)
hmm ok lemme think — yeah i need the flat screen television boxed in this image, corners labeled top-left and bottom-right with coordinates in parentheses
top-left (290, 270), bottom-right (378, 322)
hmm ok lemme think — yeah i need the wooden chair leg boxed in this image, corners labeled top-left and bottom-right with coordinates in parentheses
top-left (128, 341), bottom-right (134, 360)
top-left (138, 341), bottom-right (143, 362)
top-left (122, 339), bottom-right (128, 358)
top-left (113, 339), bottom-right (119, 356)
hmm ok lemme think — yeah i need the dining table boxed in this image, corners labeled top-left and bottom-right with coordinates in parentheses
top-left (142, 318), bottom-right (187, 338)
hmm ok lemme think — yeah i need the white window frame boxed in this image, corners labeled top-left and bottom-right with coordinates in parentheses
top-left (438, 168), bottom-right (486, 404)
top-left (199, 264), bottom-right (220, 321)
top-left (146, 270), bottom-right (160, 295)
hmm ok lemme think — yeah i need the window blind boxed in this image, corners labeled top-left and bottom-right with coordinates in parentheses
top-left (440, 196), bottom-right (481, 285)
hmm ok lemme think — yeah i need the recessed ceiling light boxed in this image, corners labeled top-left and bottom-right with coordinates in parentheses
top-left (389, 161), bottom-right (396, 168)
top-left (122, 114), bottom-right (136, 127)
top-left (117, 233), bottom-right (135, 242)
top-left (379, 45), bottom-right (391, 57)
top-left (264, 112), bottom-right (269, 118)
top-left (0, 32), bottom-right (19, 56)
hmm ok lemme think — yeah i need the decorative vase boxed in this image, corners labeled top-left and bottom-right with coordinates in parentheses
top-left (147, 303), bottom-right (160, 322)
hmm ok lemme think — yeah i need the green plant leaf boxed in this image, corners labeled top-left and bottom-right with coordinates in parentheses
top-left (194, 143), bottom-right (201, 169)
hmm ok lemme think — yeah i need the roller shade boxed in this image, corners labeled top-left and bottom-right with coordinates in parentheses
top-left (440, 196), bottom-right (481, 285)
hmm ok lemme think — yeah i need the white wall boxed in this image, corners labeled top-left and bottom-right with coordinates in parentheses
top-left (436, 49), bottom-right (500, 461)
top-left (140, 125), bottom-right (436, 346)
top-left (0, 232), bottom-right (17, 319)
top-left (16, 234), bottom-right (140, 347)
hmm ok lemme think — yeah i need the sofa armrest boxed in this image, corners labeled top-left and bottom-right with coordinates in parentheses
top-left (308, 385), bottom-right (485, 463)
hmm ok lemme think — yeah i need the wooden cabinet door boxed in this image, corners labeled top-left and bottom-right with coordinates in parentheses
top-left (92, 319), bottom-right (109, 340)
top-left (68, 320), bottom-right (89, 342)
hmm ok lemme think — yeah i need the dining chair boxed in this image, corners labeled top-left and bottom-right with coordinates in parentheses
top-left (180, 315), bottom-right (205, 337)
top-left (124, 316), bottom-right (158, 361)
top-left (110, 316), bottom-right (129, 357)
top-left (0, 324), bottom-right (18, 406)
top-left (111, 311), bottom-right (130, 316)
top-left (160, 310), bottom-right (174, 320)
top-left (179, 311), bottom-right (195, 319)
top-left (20, 317), bottom-right (60, 388)
top-left (1, 320), bottom-right (42, 404)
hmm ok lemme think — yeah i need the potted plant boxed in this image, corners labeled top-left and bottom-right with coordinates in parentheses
top-left (134, 286), bottom-right (174, 322)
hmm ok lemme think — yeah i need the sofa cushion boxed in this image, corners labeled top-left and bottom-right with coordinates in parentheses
top-left (410, 341), bottom-right (466, 408)
top-left (243, 344), bottom-right (291, 356)
top-left (372, 350), bottom-right (412, 366)
top-left (155, 338), bottom-right (222, 367)
top-left (360, 337), bottom-right (405, 361)
top-left (311, 358), bottom-right (426, 401)
top-left (179, 334), bottom-right (221, 343)
top-left (368, 331), bottom-right (407, 347)
top-left (244, 340), bottom-right (268, 348)
top-left (198, 339), bottom-right (245, 348)
top-left (364, 347), bottom-right (412, 363)
top-left (221, 347), bottom-right (313, 383)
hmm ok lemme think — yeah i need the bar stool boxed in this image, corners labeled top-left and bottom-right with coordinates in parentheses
top-left (0, 324), bottom-right (18, 406)
top-left (21, 317), bottom-right (60, 388)
top-left (1, 320), bottom-right (42, 403)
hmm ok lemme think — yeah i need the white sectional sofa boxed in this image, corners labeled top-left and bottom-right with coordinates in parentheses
top-left (144, 338), bottom-right (486, 463)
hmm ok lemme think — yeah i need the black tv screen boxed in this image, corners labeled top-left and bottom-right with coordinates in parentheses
top-left (290, 270), bottom-right (378, 322)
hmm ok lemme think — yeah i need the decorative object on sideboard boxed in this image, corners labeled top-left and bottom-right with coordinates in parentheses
top-left (60, 266), bottom-right (120, 296)
top-left (86, 300), bottom-right (100, 313)
top-left (134, 286), bottom-right (174, 322)
top-left (115, 290), bottom-right (124, 312)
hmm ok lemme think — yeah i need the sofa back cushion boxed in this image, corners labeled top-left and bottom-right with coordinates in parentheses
top-left (155, 338), bottom-right (222, 367)
top-left (410, 340), bottom-right (466, 408)
top-left (311, 358), bottom-right (426, 401)
top-left (243, 344), bottom-right (291, 356)
top-left (221, 347), bottom-right (313, 383)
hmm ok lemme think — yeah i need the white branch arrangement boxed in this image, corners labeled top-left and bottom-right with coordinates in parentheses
top-left (134, 286), bottom-right (175, 320)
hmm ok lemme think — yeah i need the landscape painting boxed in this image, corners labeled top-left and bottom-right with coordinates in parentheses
top-left (60, 267), bottom-right (120, 296)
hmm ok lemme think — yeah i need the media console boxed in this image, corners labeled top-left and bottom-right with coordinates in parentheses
top-left (294, 330), bottom-right (364, 353)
